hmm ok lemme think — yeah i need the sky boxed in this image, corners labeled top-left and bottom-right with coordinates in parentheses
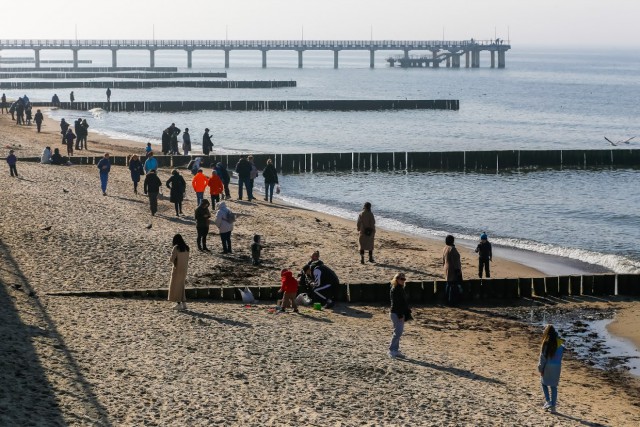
top-left (2, 0), bottom-right (640, 48)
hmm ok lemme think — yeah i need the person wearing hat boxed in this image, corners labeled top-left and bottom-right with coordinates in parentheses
top-left (475, 232), bottom-right (493, 278)
top-left (202, 128), bottom-right (213, 155)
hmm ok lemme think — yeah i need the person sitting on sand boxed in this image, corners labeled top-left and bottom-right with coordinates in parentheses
top-left (50, 148), bottom-right (63, 165)
top-left (298, 250), bottom-right (321, 290)
top-left (168, 233), bottom-right (190, 311)
top-left (41, 146), bottom-right (52, 164)
top-left (538, 324), bottom-right (565, 413)
top-left (278, 269), bottom-right (299, 313)
top-left (302, 261), bottom-right (338, 309)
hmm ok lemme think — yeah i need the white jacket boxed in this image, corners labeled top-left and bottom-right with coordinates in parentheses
top-left (214, 202), bottom-right (234, 233)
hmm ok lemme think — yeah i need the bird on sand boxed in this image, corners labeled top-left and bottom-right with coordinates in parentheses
top-left (146, 224), bottom-right (152, 229)
top-left (63, 188), bottom-right (69, 193)
top-left (315, 217), bottom-right (321, 222)
top-left (41, 225), bottom-right (52, 231)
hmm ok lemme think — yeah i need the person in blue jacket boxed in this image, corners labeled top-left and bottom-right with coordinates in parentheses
top-left (538, 324), bottom-right (565, 413)
top-left (97, 153), bottom-right (111, 196)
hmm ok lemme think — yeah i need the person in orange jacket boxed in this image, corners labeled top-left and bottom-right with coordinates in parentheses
top-left (278, 269), bottom-right (299, 313)
top-left (207, 169), bottom-right (224, 210)
top-left (191, 169), bottom-right (209, 206)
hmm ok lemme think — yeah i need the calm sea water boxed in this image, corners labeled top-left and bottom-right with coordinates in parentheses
top-left (8, 48), bottom-right (639, 273)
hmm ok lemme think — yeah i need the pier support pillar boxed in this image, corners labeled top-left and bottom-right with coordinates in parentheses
top-left (472, 50), bottom-right (480, 68)
top-left (498, 50), bottom-right (506, 68)
top-left (149, 49), bottom-right (155, 68)
top-left (111, 49), bottom-right (117, 68)
top-left (186, 49), bottom-right (193, 68)
top-left (334, 50), bottom-right (339, 69)
top-left (446, 56), bottom-right (450, 67)
top-left (452, 54), bottom-right (460, 68)
top-left (369, 49), bottom-right (375, 68)
top-left (431, 50), bottom-right (439, 67)
top-left (297, 50), bottom-right (303, 68)
top-left (224, 49), bottom-right (230, 68)
top-left (261, 50), bottom-right (267, 68)
top-left (403, 49), bottom-right (410, 60)
top-left (465, 51), bottom-right (470, 68)
top-left (490, 50), bottom-right (495, 68)
top-left (72, 48), bottom-right (79, 69)
top-left (34, 49), bottom-right (40, 68)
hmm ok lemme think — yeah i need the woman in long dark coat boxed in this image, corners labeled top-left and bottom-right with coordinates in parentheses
top-left (166, 169), bottom-right (186, 216)
top-left (128, 154), bottom-right (144, 194)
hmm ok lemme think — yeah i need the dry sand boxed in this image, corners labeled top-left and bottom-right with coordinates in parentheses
top-left (1, 112), bottom-right (639, 426)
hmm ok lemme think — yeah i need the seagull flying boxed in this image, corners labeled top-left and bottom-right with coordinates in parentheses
top-left (619, 136), bottom-right (635, 144)
top-left (604, 137), bottom-right (617, 146)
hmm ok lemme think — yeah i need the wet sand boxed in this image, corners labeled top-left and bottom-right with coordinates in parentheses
top-left (1, 111), bottom-right (639, 426)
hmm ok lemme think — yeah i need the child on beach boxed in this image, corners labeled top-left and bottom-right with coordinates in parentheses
top-left (537, 324), bottom-right (565, 413)
top-left (475, 232), bottom-right (492, 278)
top-left (278, 269), bottom-right (299, 313)
top-left (251, 235), bottom-right (263, 265)
top-left (145, 142), bottom-right (152, 157)
top-left (6, 150), bottom-right (18, 177)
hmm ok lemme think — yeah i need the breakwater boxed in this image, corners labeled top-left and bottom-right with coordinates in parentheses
top-left (45, 273), bottom-right (639, 303)
top-left (21, 148), bottom-right (638, 172)
top-left (0, 66), bottom-right (178, 72)
top-left (0, 71), bottom-right (227, 79)
top-left (4, 80), bottom-right (295, 90)
top-left (32, 99), bottom-right (458, 112)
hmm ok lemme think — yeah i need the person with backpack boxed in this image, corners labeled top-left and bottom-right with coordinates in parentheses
top-left (442, 234), bottom-right (463, 306)
top-left (214, 201), bottom-right (235, 254)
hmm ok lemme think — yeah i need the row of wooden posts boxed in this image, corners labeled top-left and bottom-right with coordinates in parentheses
top-left (48, 274), bottom-right (639, 302)
top-left (23, 150), bottom-right (640, 173)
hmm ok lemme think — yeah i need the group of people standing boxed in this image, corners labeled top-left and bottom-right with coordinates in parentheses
top-left (2, 94), bottom-right (44, 132)
top-left (160, 123), bottom-right (215, 156)
top-left (59, 117), bottom-right (90, 156)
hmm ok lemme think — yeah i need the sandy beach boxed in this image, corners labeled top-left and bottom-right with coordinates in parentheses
top-left (1, 111), bottom-right (639, 426)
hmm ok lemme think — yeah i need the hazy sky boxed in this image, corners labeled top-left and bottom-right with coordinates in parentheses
top-left (2, 0), bottom-right (639, 47)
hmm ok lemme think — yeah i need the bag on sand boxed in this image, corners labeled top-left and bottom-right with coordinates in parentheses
top-left (239, 287), bottom-right (256, 304)
top-left (295, 293), bottom-right (312, 307)
top-left (275, 185), bottom-right (281, 194)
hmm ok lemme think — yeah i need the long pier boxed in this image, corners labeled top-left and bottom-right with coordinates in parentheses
top-left (0, 71), bottom-right (227, 79)
top-left (32, 99), bottom-right (458, 112)
top-left (0, 39), bottom-right (510, 69)
top-left (3, 80), bottom-right (295, 89)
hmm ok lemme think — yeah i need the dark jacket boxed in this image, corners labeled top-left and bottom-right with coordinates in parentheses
top-left (194, 205), bottom-right (211, 228)
top-left (235, 158), bottom-right (252, 179)
top-left (475, 241), bottom-right (492, 260)
top-left (202, 132), bottom-right (213, 154)
top-left (262, 163), bottom-right (279, 184)
top-left (144, 172), bottom-right (162, 194)
top-left (128, 159), bottom-right (143, 182)
top-left (166, 173), bottom-right (186, 203)
top-left (390, 284), bottom-right (410, 317)
top-left (215, 163), bottom-right (230, 184)
top-left (97, 157), bottom-right (111, 174)
top-left (34, 111), bottom-right (43, 124)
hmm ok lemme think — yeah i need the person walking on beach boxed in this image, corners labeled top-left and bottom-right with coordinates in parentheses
top-left (128, 154), bottom-right (144, 194)
top-left (389, 272), bottom-right (410, 359)
top-left (235, 155), bottom-right (253, 201)
top-left (15, 98), bottom-right (24, 125)
top-left (166, 169), bottom-right (186, 216)
top-left (6, 150), bottom-right (18, 177)
top-left (74, 118), bottom-right (82, 150)
top-left (215, 162), bottom-right (231, 199)
top-left (65, 128), bottom-right (76, 156)
top-left (0, 93), bottom-right (7, 113)
top-left (143, 169), bottom-right (162, 216)
top-left (357, 202), bottom-right (376, 264)
top-left (144, 151), bottom-right (158, 174)
top-left (278, 269), bottom-right (299, 313)
top-left (97, 153), bottom-right (111, 196)
top-left (25, 104), bottom-right (32, 125)
top-left (191, 169), bottom-right (209, 206)
top-left (202, 128), bottom-right (213, 155)
top-left (248, 155), bottom-right (259, 200)
top-left (78, 119), bottom-right (89, 150)
top-left (262, 158), bottom-right (278, 203)
top-left (34, 109), bottom-right (44, 133)
top-left (195, 199), bottom-right (211, 251)
top-left (69, 91), bottom-right (75, 103)
top-left (182, 128), bottom-right (192, 156)
top-left (168, 233), bottom-right (190, 311)
top-left (51, 94), bottom-right (60, 106)
top-left (214, 201), bottom-right (235, 254)
top-left (442, 235), bottom-right (462, 306)
top-left (538, 324), bottom-right (565, 413)
top-left (106, 87), bottom-right (111, 102)
top-left (207, 169), bottom-right (224, 210)
top-left (475, 232), bottom-right (493, 278)
top-left (60, 118), bottom-right (69, 145)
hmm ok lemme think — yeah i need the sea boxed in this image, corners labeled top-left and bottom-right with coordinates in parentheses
top-left (6, 47), bottom-right (640, 275)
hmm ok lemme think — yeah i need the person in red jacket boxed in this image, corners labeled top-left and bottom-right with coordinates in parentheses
top-left (278, 269), bottom-right (299, 313)
top-left (191, 169), bottom-right (209, 206)
top-left (207, 169), bottom-right (224, 210)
